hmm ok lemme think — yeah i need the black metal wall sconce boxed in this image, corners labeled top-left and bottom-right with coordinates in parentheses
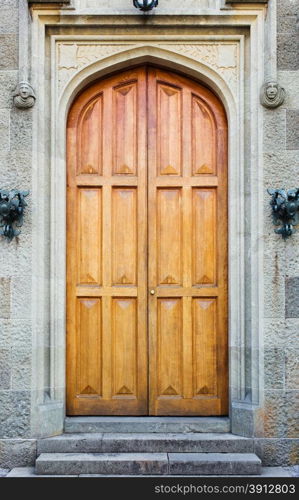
top-left (267, 188), bottom-right (299, 239)
top-left (133, 0), bottom-right (158, 11)
top-left (0, 190), bottom-right (29, 241)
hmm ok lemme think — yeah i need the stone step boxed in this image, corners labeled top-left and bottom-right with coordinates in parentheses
top-left (38, 432), bottom-right (253, 454)
top-left (64, 417), bottom-right (230, 434)
top-left (35, 452), bottom-right (261, 476)
top-left (36, 453), bottom-right (168, 475)
top-left (169, 453), bottom-right (262, 475)
top-left (8, 466), bottom-right (294, 478)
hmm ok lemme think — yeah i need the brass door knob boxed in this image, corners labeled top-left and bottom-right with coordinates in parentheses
top-left (150, 289), bottom-right (155, 295)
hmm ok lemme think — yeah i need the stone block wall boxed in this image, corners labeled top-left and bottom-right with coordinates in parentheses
top-left (0, 0), bottom-right (298, 468)
top-left (262, 0), bottom-right (299, 466)
top-left (0, 0), bottom-right (34, 466)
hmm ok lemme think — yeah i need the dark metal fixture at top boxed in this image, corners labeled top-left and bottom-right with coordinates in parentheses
top-left (267, 188), bottom-right (299, 239)
top-left (133, 0), bottom-right (158, 11)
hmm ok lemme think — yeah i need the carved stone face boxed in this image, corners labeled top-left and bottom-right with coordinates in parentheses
top-left (266, 82), bottom-right (278, 100)
top-left (19, 83), bottom-right (30, 99)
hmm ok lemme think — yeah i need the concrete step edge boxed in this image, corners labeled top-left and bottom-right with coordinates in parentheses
top-left (35, 452), bottom-right (262, 476)
top-left (37, 432), bottom-right (254, 454)
top-left (64, 417), bottom-right (230, 434)
top-left (37, 452), bottom-right (261, 461)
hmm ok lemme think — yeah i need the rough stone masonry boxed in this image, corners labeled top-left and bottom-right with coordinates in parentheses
top-left (0, 0), bottom-right (298, 470)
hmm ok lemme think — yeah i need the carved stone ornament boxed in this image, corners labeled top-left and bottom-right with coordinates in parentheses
top-left (260, 81), bottom-right (285, 109)
top-left (0, 190), bottom-right (29, 241)
top-left (13, 82), bottom-right (36, 109)
top-left (267, 188), bottom-right (299, 239)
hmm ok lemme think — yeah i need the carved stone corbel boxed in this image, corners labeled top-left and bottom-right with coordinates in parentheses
top-left (260, 81), bottom-right (285, 109)
top-left (12, 82), bottom-right (36, 109)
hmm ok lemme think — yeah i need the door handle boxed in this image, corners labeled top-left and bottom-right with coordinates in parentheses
top-left (150, 289), bottom-right (155, 295)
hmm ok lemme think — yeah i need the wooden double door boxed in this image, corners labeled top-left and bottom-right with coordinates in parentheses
top-left (66, 66), bottom-right (228, 416)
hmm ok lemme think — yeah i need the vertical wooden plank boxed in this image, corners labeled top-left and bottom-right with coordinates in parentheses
top-left (157, 83), bottom-right (182, 176)
top-left (157, 298), bottom-right (182, 397)
top-left (111, 188), bottom-right (137, 285)
top-left (100, 297), bottom-right (112, 406)
top-left (101, 82), bottom-right (113, 404)
top-left (215, 118), bottom-right (229, 415)
top-left (157, 189), bottom-right (182, 285)
top-left (148, 67), bottom-right (159, 414)
top-left (76, 298), bottom-right (102, 397)
top-left (113, 82), bottom-right (137, 175)
top-left (77, 188), bottom-right (102, 285)
top-left (192, 95), bottom-right (216, 176)
top-left (101, 188), bottom-right (112, 403)
top-left (182, 184), bottom-right (193, 399)
top-left (112, 298), bottom-right (137, 398)
top-left (181, 87), bottom-right (193, 400)
top-left (193, 298), bottom-right (217, 397)
top-left (192, 188), bottom-right (217, 285)
top-left (77, 96), bottom-right (103, 175)
top-left (136, 67), bottom-right (148, 414)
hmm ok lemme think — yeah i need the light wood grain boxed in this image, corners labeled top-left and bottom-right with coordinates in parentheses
top-left (67, 67), bottom-right (147, 415)
top-left (67, 66), bottom-right (228, 416)
top-left (148, 67), bottom-right (228, 416)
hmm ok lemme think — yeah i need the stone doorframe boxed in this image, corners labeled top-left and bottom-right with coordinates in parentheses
top-left (28, 4), bottom-right (274, 438)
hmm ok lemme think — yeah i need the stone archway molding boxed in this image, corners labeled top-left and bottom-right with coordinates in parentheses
top-left (53, 44), bottom-right (241, 421)
top-left (30, 26), bottom-right (264, 441)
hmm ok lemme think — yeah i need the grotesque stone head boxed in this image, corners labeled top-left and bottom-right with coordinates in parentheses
top-left (13, 81), bottom-right (36, 109)
top-left (260, 80), bottom-right (285, 108)
top-left (265, 82), bottom-right (278, 100)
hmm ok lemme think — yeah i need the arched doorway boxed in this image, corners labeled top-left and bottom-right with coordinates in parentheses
top-left (66, 66), bottom-right (228, 416)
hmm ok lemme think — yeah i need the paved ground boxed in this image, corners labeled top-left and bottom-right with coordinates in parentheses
top-left (3, 466), bottom-right (299, 478)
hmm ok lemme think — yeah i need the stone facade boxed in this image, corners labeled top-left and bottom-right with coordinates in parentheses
top-left (0, 0), bottom-right (298, 469)
top-left (262, 0), bottom-right (299, 466)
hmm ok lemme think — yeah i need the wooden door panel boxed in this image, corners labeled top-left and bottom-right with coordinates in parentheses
top-left (148, 67), bottom-right (228, 416)
top-left (111, 298), bottom-right (137, 398)
top-left (192, 188), bottom-right (217, 286)
top-left (113, 82), bottom-right (137, 175)
top-left (157, 298), bottom-right (183, 398)
top-left (157, 189), bottom-right (182, 286)
top-left (76, 298), bottom-right (102, 398)
top-left (192, 95), bottom-right (216, 175)
top-left (157, 83), bottom-right (182, 176)
top-left (77, 188), bottom-right (102, 285)
top-left (193, 298), bottom-right (217, 397)
top-left (111, 188), bottom-right (137, 285)
top-left (77, 96), bottom-right (103, 175)
top-left (67, 66), bottom-right (228, 416)
top-left (67, 68), bottom-right (147, 415)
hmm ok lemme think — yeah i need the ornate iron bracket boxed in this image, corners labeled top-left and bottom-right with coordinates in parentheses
top-left (267, 188), bottom-right (299, 239)
top-left (0, 190), bottom-right (29, 241)
top-left (133, 0), bottom-right (158, 11)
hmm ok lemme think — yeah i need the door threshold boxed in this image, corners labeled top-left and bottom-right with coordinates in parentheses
top-left (64, 416), bottom-right (230, 434)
